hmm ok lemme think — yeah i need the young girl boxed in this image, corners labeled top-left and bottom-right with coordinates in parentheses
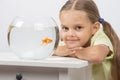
top-left (53, 0), bottom-right (120, 80)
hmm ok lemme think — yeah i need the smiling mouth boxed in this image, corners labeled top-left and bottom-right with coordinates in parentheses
top-left (66, 40), bottom-right (78, 43)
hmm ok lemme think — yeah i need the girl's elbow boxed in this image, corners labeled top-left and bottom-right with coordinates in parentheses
top-left (90, 55), bottom-right (104, 63)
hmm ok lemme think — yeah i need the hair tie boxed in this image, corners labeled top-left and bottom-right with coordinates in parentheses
top-left (99, 18), bottom-right (104, 23)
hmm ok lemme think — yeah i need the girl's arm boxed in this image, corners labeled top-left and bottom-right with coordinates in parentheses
top-left (73, 44), bottom-right (110, 63)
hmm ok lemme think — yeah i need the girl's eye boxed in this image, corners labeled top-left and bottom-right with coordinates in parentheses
top-left (75, 26), bottom-right (82, 30)
top-left (62, 27), bottom-right (69, 31)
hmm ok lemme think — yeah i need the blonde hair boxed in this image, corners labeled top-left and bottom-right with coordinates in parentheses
top-left (60, 0), bottom-right (120, 80)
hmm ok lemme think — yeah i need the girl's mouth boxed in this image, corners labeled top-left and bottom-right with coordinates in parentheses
top-left (66, 39), bottom-right (79, 44)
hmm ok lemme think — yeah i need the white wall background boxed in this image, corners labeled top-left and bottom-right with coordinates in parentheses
top-left (0, 0), bottom-right (120, 51)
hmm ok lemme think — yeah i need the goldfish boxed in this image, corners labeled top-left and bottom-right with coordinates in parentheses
top-left (42, 37), bottom-right (52, 44)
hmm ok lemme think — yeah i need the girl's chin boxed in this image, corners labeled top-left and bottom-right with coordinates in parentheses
top-left (67, 45), bottom-right (80, 49)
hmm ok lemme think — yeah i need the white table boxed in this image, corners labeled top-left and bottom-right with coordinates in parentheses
top-left (0, 52), bottom-right (91, 80)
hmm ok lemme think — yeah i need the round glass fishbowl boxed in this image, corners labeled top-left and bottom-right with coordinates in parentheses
top-left (7, 16), bottom-right (59, 59)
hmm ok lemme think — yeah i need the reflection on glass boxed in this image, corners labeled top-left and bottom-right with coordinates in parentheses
top-left (7, 16), bottom-right (59, 59)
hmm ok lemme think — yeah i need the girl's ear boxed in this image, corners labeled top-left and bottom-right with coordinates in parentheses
top-left (92, 21), bottom-right (100, 34)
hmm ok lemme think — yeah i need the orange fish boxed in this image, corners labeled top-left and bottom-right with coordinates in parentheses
top-left (42, 37), bottom-right (52, 44)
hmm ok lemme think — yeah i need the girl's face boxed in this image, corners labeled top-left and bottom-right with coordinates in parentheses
top-left (60, 10), bottom-right (99, 48)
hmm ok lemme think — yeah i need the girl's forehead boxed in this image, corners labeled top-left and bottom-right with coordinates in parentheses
top-left (60, 10), bottom-right (91, 24)
top-left (60, 10), bottom-right (87, 17)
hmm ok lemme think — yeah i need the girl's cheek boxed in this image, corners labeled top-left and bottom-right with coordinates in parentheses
top-left (61, 33), bottom-right (66, 38)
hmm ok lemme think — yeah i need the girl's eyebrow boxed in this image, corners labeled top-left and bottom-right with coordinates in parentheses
top-left (61, 23), bottom-right (83, 26)
top-left (75, 23), bottom-right (83, 26)
top-left (61, 24), bottom-right (67, 27)
top-left (61, 24), bottom-right (85, 28)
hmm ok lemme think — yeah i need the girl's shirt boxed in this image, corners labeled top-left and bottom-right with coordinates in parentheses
top-left (91, 26), bottom-right (114, 80)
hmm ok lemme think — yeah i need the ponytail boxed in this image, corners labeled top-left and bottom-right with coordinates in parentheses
top-left (102, 21), bottom-right (120, 80)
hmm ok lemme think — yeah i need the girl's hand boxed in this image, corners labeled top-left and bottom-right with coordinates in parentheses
top-left (70, 47), bottom-right (83, 53)
top-left (53, 46), bottom-right (75, 57)
top-left (69, 47), bottom-right (83, 57)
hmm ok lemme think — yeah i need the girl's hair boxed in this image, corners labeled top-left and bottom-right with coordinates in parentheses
top-left (60, 0), bottom-right (120, 80)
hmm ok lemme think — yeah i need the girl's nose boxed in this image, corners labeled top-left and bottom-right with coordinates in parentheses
top-left (67, 30), bottom-right (75, 36)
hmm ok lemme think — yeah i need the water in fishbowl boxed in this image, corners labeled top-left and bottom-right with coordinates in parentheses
top-left (7, 16), bottom-right (59, 59)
